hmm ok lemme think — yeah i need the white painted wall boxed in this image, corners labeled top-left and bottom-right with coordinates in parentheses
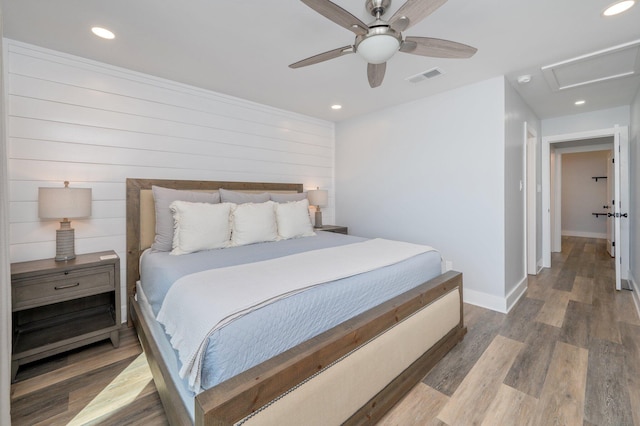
top-left (504, 80), bottom-right (540, 301)
top-left (335, 77), bottom-right (507, 311)
top-left (5, 40), bottom-right (335, 319)
top-left (542, 106), bottom-right (630, 136)
top-left (560, 151), bottom-right (609, 238)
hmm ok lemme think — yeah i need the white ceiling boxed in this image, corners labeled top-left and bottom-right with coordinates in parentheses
top-left (1, 0), bottom-right (639, 122)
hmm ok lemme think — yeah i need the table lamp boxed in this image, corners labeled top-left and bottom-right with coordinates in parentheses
top-left (307, 187), bottom-right (328, 228)
top-left (39, 181), bottom-right (92, 261)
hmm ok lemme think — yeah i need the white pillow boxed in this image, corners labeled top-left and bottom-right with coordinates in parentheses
top-left (170, 201), bottom-right (233, 255)
top-left (275, 199), bottom-right (316, 240)
top-left (231, 201), bottom-right (278, 246)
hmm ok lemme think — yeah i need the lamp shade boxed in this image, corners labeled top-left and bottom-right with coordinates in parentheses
top-left (307, 188), bottom-right (328, 207)
top-left (39, 185), bottom-right (92, 219)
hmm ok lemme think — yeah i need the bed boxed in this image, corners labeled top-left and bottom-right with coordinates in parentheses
top-left (126, 178), bottom-right (466, 425)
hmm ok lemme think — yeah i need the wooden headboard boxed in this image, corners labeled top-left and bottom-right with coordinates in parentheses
top-left (125, 178), bottom-right (303, 321)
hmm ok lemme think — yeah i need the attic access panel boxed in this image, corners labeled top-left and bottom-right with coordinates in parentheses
top-left (542, 39), bottom-right (640, 91)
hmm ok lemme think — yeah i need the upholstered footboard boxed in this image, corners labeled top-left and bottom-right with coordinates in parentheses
top-left (195, 271), bottom-right (465, 426)
top-left (238, 288), bottom-right (459, 425)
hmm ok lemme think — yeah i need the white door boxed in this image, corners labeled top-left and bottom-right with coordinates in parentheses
top-left (606, 151), bottom-right (614, 257)
top-left (613, 126), bottom-right (630, 291)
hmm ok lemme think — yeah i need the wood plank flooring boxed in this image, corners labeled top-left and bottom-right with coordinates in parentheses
top-left (11, 236), bottom-right (640, 425)
top-left (10, 327), bottom-right (167, 425)
top-left (383, 236), bottom-right (640, 425)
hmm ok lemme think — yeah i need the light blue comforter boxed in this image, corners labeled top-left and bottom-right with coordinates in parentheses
top-left (140, 231), bottom-right (442, 391)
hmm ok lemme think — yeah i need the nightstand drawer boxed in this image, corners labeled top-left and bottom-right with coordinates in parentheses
top-left (12, 266), bottom-right (115, 311)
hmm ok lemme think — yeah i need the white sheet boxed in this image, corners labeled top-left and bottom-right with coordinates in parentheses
top-left (156, 238), bottom-right (435, 391)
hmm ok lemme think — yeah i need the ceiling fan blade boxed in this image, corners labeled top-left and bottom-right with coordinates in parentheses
top-left (301, 0), bottom-right (368, 35)
top-left (367, 63), bottom-right (386, 88)
top-left (289, 46), bottom-right (354, 69)
top-left (400, 36), bottom-right (477, 58)
top-left (390, 0), bottom-right (448, 31)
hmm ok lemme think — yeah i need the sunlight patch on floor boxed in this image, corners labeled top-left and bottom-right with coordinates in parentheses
top-left (67, 353), bottom-right (152, 425)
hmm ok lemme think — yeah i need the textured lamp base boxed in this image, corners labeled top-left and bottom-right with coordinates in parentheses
top-left (55, 221), bottom-right (76, 262)
top-left (314, 210), bottom-right (323, 228)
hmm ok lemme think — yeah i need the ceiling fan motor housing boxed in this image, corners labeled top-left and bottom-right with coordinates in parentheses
top-left (358, 0), bottom-right (402, 64)
top-left (366, 0), bottom-right (392, 17)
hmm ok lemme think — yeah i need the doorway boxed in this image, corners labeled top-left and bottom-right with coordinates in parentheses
top-left (542, 127), bottom-right (630, 291)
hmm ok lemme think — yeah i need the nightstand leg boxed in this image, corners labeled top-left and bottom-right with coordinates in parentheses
top-left (110, 329), bottom-right (120, 348)
top-left (11, 361), bottom-right (19, 382)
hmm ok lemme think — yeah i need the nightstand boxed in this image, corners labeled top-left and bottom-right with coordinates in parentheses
top-left (11, 250), bottom-right (121, 381)
top-left (317, 225), bottom-right (348, 235)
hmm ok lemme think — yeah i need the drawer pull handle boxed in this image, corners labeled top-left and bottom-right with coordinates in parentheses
top-left (55, 282), bottom-right (80, 290)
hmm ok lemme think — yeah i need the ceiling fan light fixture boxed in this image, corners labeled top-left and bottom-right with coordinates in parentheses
top-left (356, 33), bottom-right (401, 64)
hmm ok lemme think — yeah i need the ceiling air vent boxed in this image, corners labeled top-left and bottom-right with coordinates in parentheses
top-left (406, 67), bottom-right (444, 83)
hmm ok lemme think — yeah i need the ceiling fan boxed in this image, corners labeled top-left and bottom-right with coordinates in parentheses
top-left (289, 0), bottom-right (477, 88)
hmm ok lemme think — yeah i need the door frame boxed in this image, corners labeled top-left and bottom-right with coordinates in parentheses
top-left (524, 123), bottom-right (538, 274)
top-left (542, 127), bottom-right (629, 282)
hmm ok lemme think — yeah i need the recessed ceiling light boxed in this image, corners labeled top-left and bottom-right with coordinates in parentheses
top-left (575, 100), bottom-right (586, 105)
top-left (331, 104), bottom-right (342, 110)
top-left (91, 27), bottom-right (115, 40)
top-left (603, 0), bottom-right (635, 16)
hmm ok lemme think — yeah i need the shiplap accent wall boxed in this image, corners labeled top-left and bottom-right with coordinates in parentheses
top-left (5, 39), bottom-right (335, 318)
top-left (0, 17), bottom-right (13, 425)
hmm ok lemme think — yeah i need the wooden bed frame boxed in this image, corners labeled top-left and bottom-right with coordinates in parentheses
top-left (126, 178), bottom-right (466, 425)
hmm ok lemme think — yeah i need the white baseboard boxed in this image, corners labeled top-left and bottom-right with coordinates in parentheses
top-left (463, 288), bottom-right (508, 313)
top-left (561, 230), bottom-right (607, 239)
top-left (506, 276), bottom-right (528, 312)
top-left (629, 271), bottom-right (640, 320)
top-left (464, 276), bottom-right (528, 314)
